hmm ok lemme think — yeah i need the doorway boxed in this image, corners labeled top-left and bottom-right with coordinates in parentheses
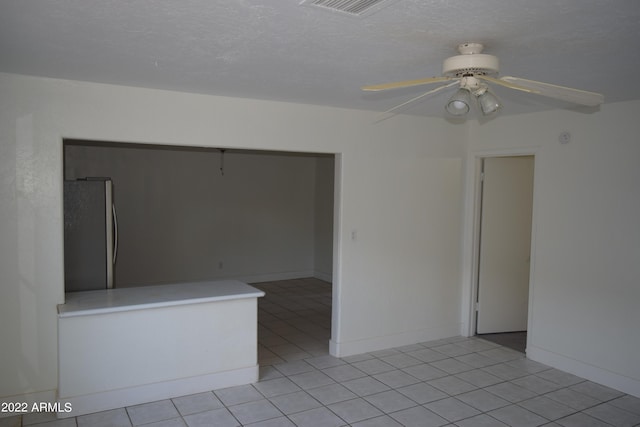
top-left (475, 156), bottom-right (534, 353)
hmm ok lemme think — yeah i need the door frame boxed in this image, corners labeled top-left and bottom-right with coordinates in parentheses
top-left (461, 147), bottom-right (539, 352)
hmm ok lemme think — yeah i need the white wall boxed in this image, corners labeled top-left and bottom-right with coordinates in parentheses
top-left (0, 72), bottom-right (466, 402)
top-left (313, 156), bottom-right (334, 282)
top-left (464, 100), bottom-right (640, 396)
top-left (333, 141), bottom-right (465, 356)
top-left (65, 144), bottom-right (328, 286)
top-left (4, 70), bottom-right (638, 404)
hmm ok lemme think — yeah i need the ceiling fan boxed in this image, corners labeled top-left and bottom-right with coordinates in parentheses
top-left (362, 42), bottom-right (604, 118)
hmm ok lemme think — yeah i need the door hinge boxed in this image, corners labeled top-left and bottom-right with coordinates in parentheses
top-left (475, 302), bottom-right (479, 311)
top-left (479, 172), bottom-right (485, 182)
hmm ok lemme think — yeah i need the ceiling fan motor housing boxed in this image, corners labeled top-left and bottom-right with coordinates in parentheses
top-left (443, 53), bottom-right (500, 77)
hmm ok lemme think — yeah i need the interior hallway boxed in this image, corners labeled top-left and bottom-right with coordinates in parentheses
top-left (478, 332), bottom-right (527, 354)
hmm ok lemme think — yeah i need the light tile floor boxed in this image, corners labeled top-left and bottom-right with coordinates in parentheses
top-left (3, 278), bottom-right (639, 427)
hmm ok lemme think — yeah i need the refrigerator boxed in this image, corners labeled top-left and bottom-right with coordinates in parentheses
top-left (64, 177), bottom-right (118, 292)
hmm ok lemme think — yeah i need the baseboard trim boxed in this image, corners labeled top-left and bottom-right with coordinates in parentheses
top-left (330, 326), bottom-right (460, 358)
top-left (241, 271), bottom-right (315, 284)
top-left (312, 271), bottom-right (332, 283)
top-left (119, 271), bottom-right (317, 288)
top-left (527, 345), bottom-right (640, 398)
top-left (57, 365), bottom-right (259, 418)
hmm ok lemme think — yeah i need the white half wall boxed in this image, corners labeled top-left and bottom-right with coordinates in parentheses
top-left (58, 296), bottom-right (260, 417)
top-left (464, 100), bottom-right (640, 397)
top-left (0, 72), bottom-right (467, 402)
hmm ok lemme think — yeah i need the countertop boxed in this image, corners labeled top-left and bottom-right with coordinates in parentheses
top-left (58, 280), bottom-right (265, 318)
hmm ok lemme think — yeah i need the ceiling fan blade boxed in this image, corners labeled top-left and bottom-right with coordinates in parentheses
top-left (375, 80), bottom-right (459, 120)
top-left (501, 76), bottom-right (604, 106)
top-left (362, 76), bottom-right (454, 92)
top-left (475, 75), bottom-right (541, 95)
top-left (482, 75), bottom-right (604, 107)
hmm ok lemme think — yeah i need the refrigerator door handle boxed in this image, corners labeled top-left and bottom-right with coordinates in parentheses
top-left (112, 203), bottom-right (118, 265)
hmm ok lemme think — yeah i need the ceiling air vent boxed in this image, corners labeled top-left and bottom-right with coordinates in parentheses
top-left (301, 0), bottom-right (397, 17)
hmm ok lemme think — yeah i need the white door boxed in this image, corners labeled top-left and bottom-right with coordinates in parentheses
top-left (476, 156), bottom-right (534, 334)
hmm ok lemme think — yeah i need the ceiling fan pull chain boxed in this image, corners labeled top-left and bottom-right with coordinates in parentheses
top-left (220, 149), bottom-right (226, 176)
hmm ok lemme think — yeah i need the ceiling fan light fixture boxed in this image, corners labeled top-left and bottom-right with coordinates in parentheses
top-left (362, 42), bottom-right (604, 121)
top-left (445, 88), bottom-right (471, 116)
top-left (476, 88), bottom-right (502, 116)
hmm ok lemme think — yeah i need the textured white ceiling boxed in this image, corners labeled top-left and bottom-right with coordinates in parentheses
top-left (1, 0), bottom-right (639, 118)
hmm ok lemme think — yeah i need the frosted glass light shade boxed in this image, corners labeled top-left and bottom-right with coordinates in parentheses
top-left (477, 90), bottom-right (501, 115)
top-left (445, 88), bottom-right (471, 116)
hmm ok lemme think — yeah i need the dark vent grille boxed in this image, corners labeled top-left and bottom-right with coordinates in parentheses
top-left (306, 0), bottom-right (391, 16)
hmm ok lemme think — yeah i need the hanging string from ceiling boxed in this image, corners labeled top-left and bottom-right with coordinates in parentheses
top-left (219, 148), bottom-right (226, 176)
